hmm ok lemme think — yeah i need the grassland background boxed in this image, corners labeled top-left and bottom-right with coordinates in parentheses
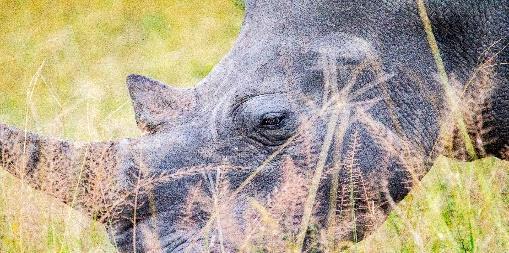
top-left (0, 1), bottom-right (507, 252)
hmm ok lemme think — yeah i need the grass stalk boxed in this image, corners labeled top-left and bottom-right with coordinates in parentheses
top-left (295, 111), bottom-right (340, 251)
top-left (415, 0), bottom-right (477, 159)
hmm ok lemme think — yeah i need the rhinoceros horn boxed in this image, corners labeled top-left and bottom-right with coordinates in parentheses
top-left (0, 74), bottom-right (198, 220)
top-left (0, 123), bottom-right (120, 213)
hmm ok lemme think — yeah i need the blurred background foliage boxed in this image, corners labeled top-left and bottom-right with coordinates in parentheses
top-left (0, 0), bottom-right (243, 141)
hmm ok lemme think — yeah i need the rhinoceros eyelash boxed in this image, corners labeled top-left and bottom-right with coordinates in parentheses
top-left (228, 91), bottom-right (291, 117)
top-left (229, 94), bottom-right (261, 116)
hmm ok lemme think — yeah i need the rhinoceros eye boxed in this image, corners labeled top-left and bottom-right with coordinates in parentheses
top-left (260, 112), bottom-right (286, 130)
top-left (230, 94), bottom-right (298, 146)
top-left (252, 110), bottom-right (297, 146)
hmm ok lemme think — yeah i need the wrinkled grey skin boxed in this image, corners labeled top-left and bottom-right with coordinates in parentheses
top-left (0, 0), bottom-right (508, 252)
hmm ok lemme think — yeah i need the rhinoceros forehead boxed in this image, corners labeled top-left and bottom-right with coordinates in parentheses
top-left (196, 34), bottom-right (383, 127)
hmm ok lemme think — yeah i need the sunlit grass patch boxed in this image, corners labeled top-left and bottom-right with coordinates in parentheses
top-left (0, 170), bottom-right (115, 252)
top-left (0, 0), bottom-right (243, 140)
top-left (355, 157), bottom-right (509, 252)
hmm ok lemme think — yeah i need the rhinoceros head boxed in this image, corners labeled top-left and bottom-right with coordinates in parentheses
top-left (1, 0), bottom-right (508, 252)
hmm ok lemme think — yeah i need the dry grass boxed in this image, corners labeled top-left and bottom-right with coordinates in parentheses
top-left (355, 157), bottom-right (509, 253)
top-left (0, 170), bottom-right (115, 252)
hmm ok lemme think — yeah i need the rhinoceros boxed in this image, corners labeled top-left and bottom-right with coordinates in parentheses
top-left (0, 0), bottom-right (507, 252)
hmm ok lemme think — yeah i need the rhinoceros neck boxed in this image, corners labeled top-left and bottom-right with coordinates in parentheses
top-left (243, 0), bottom-right (408, 37)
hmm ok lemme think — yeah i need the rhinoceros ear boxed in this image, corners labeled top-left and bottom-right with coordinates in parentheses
top-left (126, 74), bottom-right (196, 134)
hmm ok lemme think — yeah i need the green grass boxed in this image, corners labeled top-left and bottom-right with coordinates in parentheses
top-left (0, 1), bottom-right (508, 252)
top-left (0, 170), bottom-right (115, 252)
top-left (355, 157), bottom-right (509, 253)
